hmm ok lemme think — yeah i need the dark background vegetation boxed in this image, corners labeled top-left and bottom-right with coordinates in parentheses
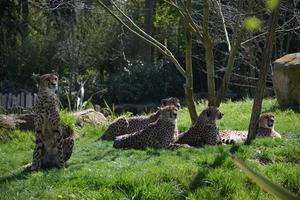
top-left (0, 0), bottom-right (299, 107)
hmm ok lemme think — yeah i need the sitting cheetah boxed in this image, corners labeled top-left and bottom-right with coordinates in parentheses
top-left (30, 72), bottom-right (74, 170)
top-left (113, 105), bottom-right (178, 149)
top-left (219, 112), bottom-right (281, 144)
top-left (257, 112), bottom-right (281, 138)
top-left (100, 97), bottom-right (180, 141)
top-left (175, 106), bottom-right (223, 147)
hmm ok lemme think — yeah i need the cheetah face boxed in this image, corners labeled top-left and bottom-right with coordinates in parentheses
top-left (199, 106), bottom-right (223, 125)
top-left (161, 97), bottom-right (181, 109)
top-left (34, 72), bottom-right (59, 94)
top-left (101, 117), bottom-right (129, 140)
top-left (159, 105), bottom-right (178, 124)
top-left (259, 112), bottom-right (275, 129)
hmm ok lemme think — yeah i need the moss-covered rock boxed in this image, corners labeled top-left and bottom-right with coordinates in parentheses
top-left (272, 53), bottom-right (300, 110)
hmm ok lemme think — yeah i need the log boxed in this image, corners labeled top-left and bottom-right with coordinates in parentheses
top-left (0, 114), bottom-right (35, 130)
top-left (0, 109), bottom-right (107, 131)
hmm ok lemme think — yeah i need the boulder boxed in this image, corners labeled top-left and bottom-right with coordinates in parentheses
top-left (70, 109), bottom-right (107, 126)
top-left (272, 53), bottom-right (300, 110)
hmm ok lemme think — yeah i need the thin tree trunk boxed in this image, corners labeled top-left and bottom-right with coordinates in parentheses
top-left (144, 0), bottom-right (155, 63)
top-left (246, 4), bottom-right (280, 143)
top-left (21, 0), bottom-right (29, 39)
top-left (216, 29), bottom-right (245, 106)
top-left (202, 0), bottom-right (216, 106)
top-left (184, 0), bottom-right (197, 124)
top-left (98, 0), bottom-right (199, 123)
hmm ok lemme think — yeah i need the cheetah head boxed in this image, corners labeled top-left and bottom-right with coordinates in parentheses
top-left (198, 106), bottom-right (223, 125)
top-left (33, 72), bottom-right (59, 94)
top-left (259, 112), bottom-right (275, 129)
top-left (161, 97), bottom-right (181, 109)
top-left (158, 105), bottom-right (178, 124)
top-left (101, 117), bottom-right (129, 140)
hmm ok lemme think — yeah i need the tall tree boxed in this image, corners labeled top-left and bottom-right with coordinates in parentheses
top-left (246, 1), bottom-right (281, 143)
top-left (98, 0), bottom-right (198, 123)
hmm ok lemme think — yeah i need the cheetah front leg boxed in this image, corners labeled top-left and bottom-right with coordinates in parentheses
top-left (55, 129), bottom-right (65, 169)
top-left (31, 131), bottom-right (44, 171)
top-left (63, 137), bottom-right (74, 162)
top-left (31, 114), bottom-right (44, 171)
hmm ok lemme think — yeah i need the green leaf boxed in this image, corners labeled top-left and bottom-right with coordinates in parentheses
top-left (265, 0), bottom-right (280, 12)
top-left (244, 16), bottom-right (262, 32)
top-left (231, 155), bottom-right (299, 200)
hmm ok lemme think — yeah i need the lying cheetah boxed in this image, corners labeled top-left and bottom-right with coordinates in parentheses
top-left (175, 106), bottom-right (223, 146)
top-left (100, 97), bottom-right (180, 141)
top-left (113, 105), bottom-right (178, 149)
top-left (30, 72), bottom-right (74, 170)
top-left (219, 112), bottom-right (281, 144)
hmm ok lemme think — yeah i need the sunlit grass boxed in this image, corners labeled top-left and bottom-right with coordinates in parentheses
top-left (0, 98), bottom-right (299, 199)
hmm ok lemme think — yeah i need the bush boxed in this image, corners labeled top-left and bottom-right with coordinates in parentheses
top-left (105, 61), bottom-right (184, 104)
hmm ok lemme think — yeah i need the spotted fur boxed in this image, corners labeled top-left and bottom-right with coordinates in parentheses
top-left (100, 97), bottom-right (180, 141)
top-left (113, 105), bottom-right (178, 149)
top-left (219, 112), bottom-right (281, 144)
top-left (175, 106), bottom-right (223, 146)
top-left (30, 72), bottom-right (74, 170)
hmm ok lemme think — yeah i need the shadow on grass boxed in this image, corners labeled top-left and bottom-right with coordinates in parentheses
top-left (187, 145), bottom-right (241, 195)
top-left (0, 165), bottom-right (32, 185)
top-left (265, 103), bottom-right (300, 113)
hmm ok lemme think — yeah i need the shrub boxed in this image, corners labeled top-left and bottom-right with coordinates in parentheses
top-left (106, 61), bottom-right (184, 103)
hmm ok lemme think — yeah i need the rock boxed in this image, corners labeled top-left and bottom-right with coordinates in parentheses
top-left (70, 109), bottom-right (107, 126)
top-left (272, 53), bottom-right (300, 110)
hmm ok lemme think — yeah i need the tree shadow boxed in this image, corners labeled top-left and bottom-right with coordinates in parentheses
top-left (0, 166), bottom-right (31, 185)
top-left (265, 103), bottom-right (299, 113)
top-left (188, 152), bottom-right (229, 193)
top-left (187, 145), bottom-right (240, 195)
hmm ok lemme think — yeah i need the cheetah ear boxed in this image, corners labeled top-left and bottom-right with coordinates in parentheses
top-left (51, 70), bottom-right (59, 78)
top-left (32, 73), bottom-right (40, 83)
top-left (161, 99), bottom-right (167, 106)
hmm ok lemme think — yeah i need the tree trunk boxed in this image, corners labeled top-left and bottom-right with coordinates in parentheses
top-left (203, 0), bottom-right (216, 106)
top-left (184, 0), bottom-right (197, 124)
top-left (246, 4), bottom-right (280, 143)
top-left (21, 0), bottom-right (29, 39)
top-left (144, 0), bottom-right (155, 63)
top-left (216, 29), bottom-right (245, 106)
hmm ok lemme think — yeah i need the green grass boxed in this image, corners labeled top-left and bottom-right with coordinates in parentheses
top-left (0, 99), bottom-right (299, 200)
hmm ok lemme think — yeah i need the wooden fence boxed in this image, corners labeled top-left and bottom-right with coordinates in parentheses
top-left (0, 93), bottom-right (38, 110)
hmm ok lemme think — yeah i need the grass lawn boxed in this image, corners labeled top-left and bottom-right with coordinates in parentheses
top-left (0, 99), bottom-right (299, 200)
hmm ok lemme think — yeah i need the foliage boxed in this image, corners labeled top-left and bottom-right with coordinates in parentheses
top-left (265, 0), bottom-right (281, 12)
top-left (0, 99), bottom-right (299, 199)
top-left (60, 110), bottom-right (76, 128)
top-left (231, 155), bottom-right (299, 200)
top-left (244, 16), bottom-right (262, 32)
top-left (106, 61), bottom-right (184, 103)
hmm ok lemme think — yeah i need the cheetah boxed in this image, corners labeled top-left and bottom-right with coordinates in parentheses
top-left (219, 130), bottom-right (248, 144)
top-left (175, 106), bottom-right (223, 147)
top-left (257, 112), bottom-right (281, 138)
top-left (100, 97), bottom-right (180, 141)
top-left (30, 72), bottom-right (74, 170)
top-left (113, 105), bottom-right (178, 149)
top-left (219, 112), bottom-right (281, 144)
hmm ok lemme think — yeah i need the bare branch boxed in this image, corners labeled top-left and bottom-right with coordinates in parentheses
top-left (215, 0), bottom-right (231, 51)
top-left (97, 0), bottom-right (186, 76)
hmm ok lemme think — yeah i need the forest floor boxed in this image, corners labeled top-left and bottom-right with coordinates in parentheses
top-left (0, 99), bottom-right (299, 200)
